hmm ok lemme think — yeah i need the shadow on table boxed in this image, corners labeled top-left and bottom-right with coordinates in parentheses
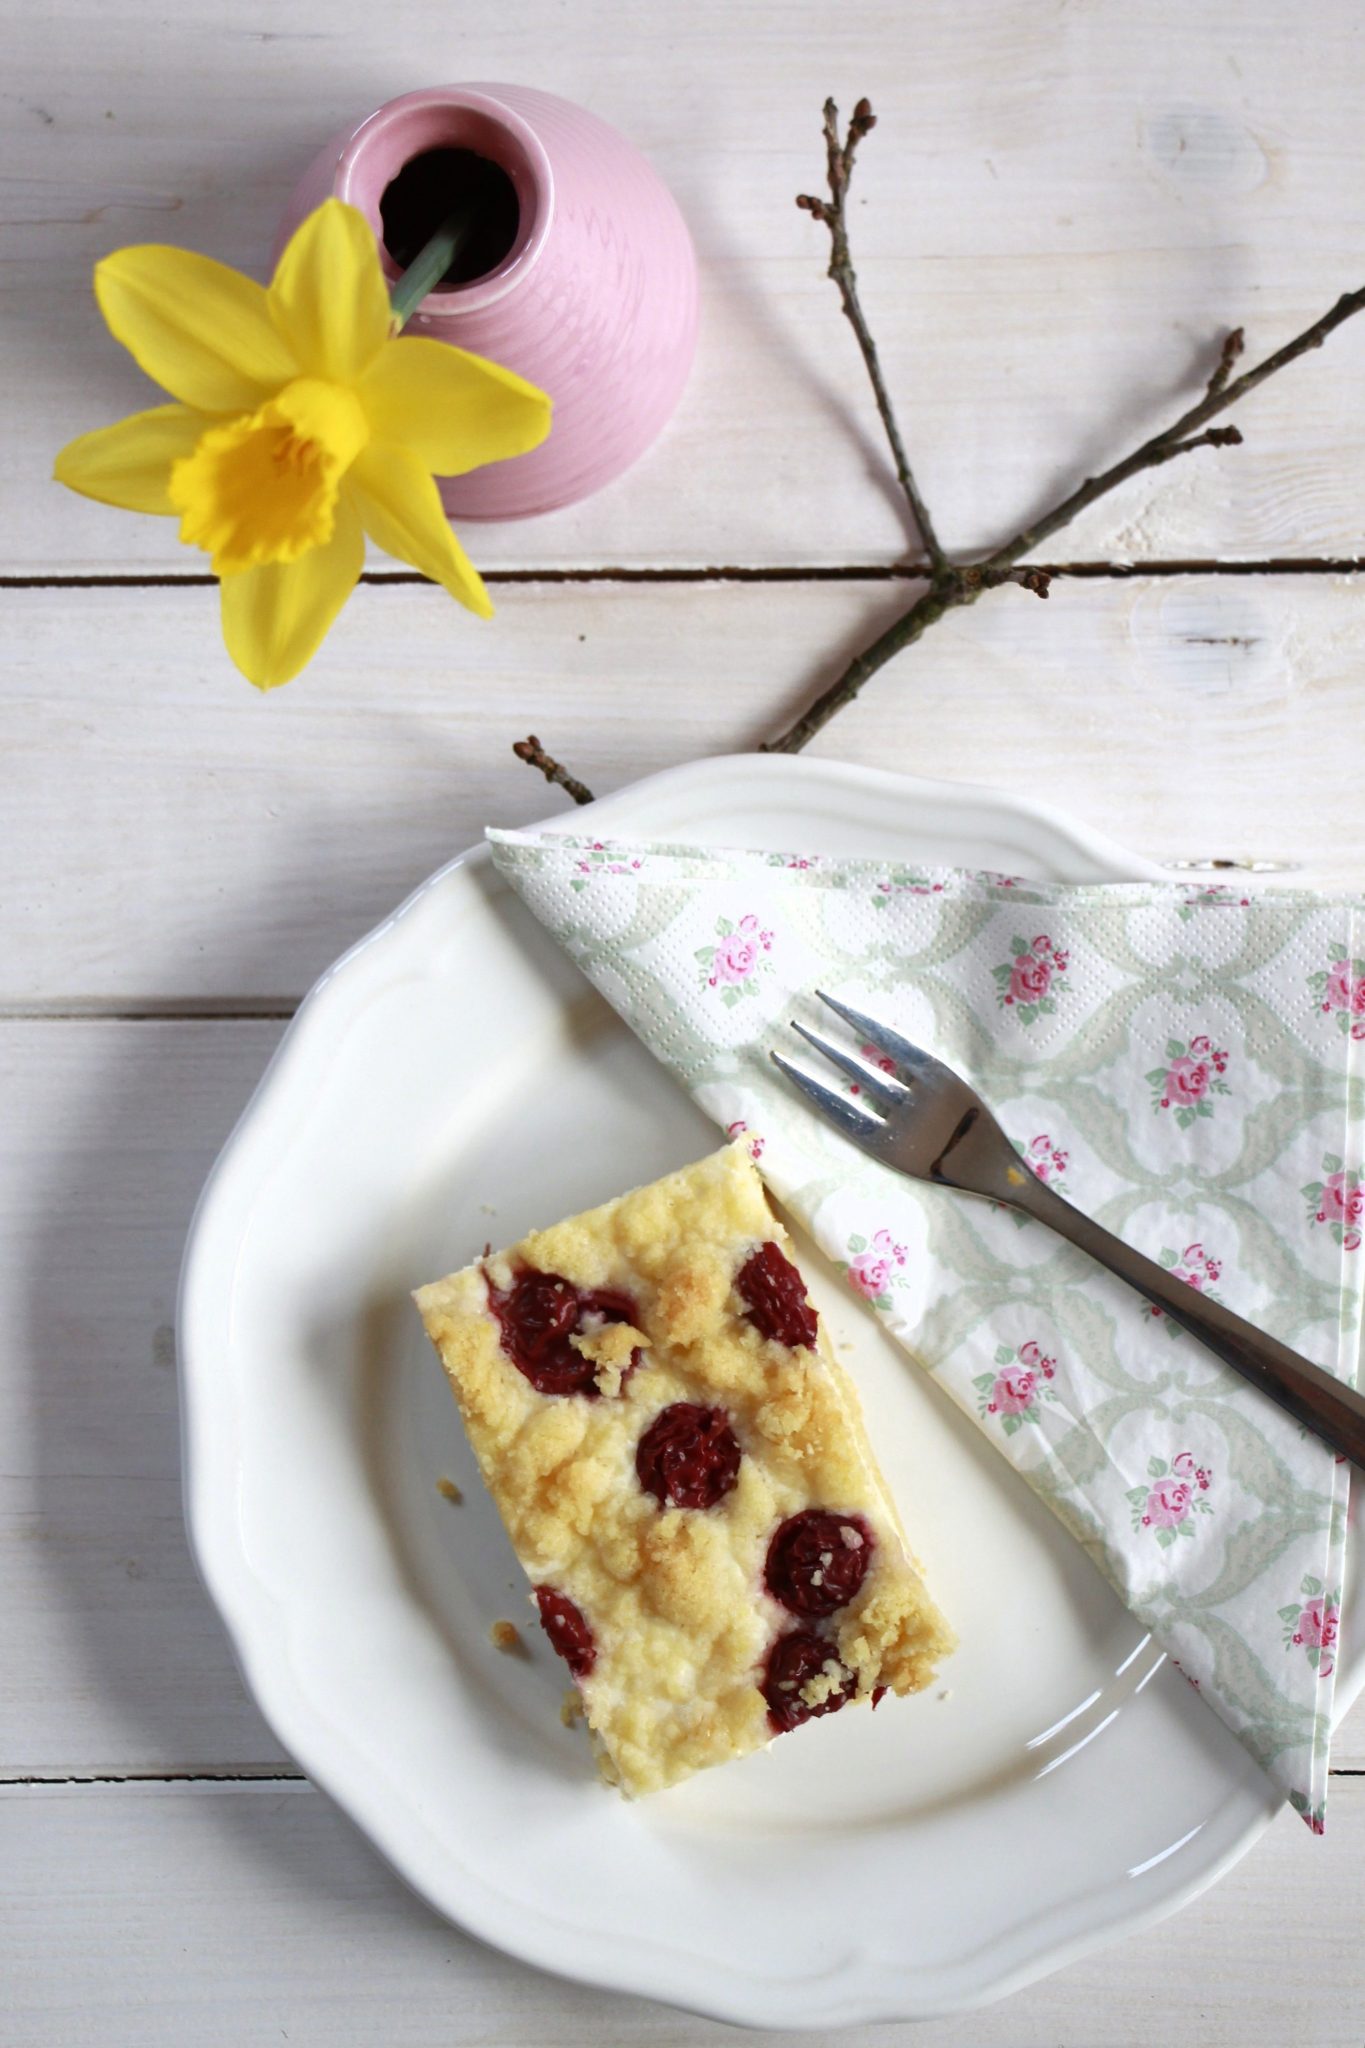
top-left (16, 954), bottom-right (747, 2031)
top-left (16, 990), bottom-right (447, 1922)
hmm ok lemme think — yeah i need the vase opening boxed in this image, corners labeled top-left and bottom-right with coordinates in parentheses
top-left (380, 147), bottom-right (520, 287)
top-left (340, 91), bottom-right (549, 310)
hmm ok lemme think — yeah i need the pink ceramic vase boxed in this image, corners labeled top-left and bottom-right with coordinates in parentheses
top-left (275, 84), bottom-right (698, 520)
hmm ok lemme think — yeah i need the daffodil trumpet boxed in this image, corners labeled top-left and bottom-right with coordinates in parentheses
top-left (53, 199), bottom-right (552, 690)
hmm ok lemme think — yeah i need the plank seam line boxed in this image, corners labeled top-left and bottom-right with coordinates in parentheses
top-left (5, 557), bottom-right (1365, 591)
top-left (3, 1766), bottom-right (1361, 1789)
top-left (0, 1008), bottom-right (299, 1023)
top-left (1, 1769), bottom-right (307, 1787)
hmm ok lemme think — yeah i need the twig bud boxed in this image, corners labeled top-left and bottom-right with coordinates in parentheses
top-left (512, 736), bottom-right (595, 806)
top-left (1206, 325), bottom-right (1247, 398)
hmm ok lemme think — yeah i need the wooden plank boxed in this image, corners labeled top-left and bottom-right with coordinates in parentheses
top-left (2, 1016), bottom-right (1362, 1777)
top-left (0, 1020), bottom-right (290, 1770)
top-left (3, 1777), bottom-right (1364, 2046)
top-left (7, 0), bottom-right (1365, 573)
top-left (6, 573), bottom-right (1365, 1008)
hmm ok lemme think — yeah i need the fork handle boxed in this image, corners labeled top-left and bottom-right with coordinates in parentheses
top-left (1008, 1172), bottom-right (1365, 1468)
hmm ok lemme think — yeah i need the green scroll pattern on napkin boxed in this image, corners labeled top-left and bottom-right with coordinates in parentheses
top-left (489, 832), bottom-right (1361, 1826)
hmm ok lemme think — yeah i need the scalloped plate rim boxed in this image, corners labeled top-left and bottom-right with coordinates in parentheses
top-left (177, 754), bottom-right (1361, 2029)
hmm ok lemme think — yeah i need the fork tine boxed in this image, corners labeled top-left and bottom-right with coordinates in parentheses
top-left (769, 1050), bottom-right (888, 1150)
top-left (814, 991), bottom-right (937, 1079)
top-left (790, 1021), bottom-right (908, 1112)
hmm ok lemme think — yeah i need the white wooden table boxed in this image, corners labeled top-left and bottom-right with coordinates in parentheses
top-left (5, 4), bottom-right (1365, 2041)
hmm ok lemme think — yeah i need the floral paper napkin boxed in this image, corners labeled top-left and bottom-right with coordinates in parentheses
top-left (489, 829), bottom-right (1361, 1828)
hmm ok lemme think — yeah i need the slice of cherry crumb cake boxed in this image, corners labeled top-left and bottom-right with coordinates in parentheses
top-left (414, 1142), bottom-right (953, 1796)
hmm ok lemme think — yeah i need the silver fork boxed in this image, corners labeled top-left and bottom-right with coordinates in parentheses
top-left (772, 991), bottom-right (1365, 1470)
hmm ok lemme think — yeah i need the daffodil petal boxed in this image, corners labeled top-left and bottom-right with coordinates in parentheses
top-left (53, 404), bottom-right (213, 514)
top-left (219, 496), bottom-right (364, 690)
top-left (269, 199), bottom-right (392, 385)
top-left (347, 444), bottom-right (493, 617)
top-left (357, 337), bottom-right (552, 476)
top-left (94, 246), bottom-right (296, 412)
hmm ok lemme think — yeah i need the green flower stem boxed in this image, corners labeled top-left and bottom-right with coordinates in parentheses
top-left (389, 208), bottom-right (476, 330)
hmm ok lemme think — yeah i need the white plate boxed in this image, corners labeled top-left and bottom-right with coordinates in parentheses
top-left (179, 755), bottom-right (1363, 2029)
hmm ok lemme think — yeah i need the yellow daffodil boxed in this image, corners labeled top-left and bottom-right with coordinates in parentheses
top-left (53, 200), bottom-right (552, 689)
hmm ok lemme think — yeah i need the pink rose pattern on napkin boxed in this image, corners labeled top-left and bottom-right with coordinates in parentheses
top-left (725, 1118), bottom-right (765, 1163)
top-left (1127, 1451), bottom-right (1215, 1547)
top-left (1143, 1242), bottom-right (1225, 1338)
top-left (1304, 1155), bottom-right (1364, 1251)
top-left (569, 841), bottom-right (644, 892)
top-left (1146, 1034), bottom-right (1231, 1127)
top-left (848, 1043), bottom-right (897, 1098)
top-left (991, 933), bottom-right (1072, 1025)
top-left (1281, 1577), bottom-right (1340, 1681)
top-left (974, 1339), bottom-right (1059, 1436)
top-left (1311, 953), bottom-right (1365, 1039)
top-left (1016, 1132), bottom-right (1069, 1186)
top-left (488, 829), bottom-right (1362, 1829)
top-left (872, 868), bottom-right (946, 909)
top-left (697, 912), bottom-right (773, 1005)
top-left (838, 1226), bottom-right (908, 1308)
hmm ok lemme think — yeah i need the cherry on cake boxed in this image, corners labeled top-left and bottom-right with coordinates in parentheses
top-left (413, 1142), bottom-right (953, 1796)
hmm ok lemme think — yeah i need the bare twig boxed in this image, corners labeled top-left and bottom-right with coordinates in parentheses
top-left (1161, 425), bottom-right (1244, 459)
top-left (969, 295), bottom-right (1365, 573)
top-left (968, 564), bottom-right (1053, 598)
top-left (1206, 326), bottom-right (1245, 399)
top-left (763, 285), bottom-right (1365, 754)
top-left (512, 735), bottom-right (595, 806)
top-left (797, 99), bottom-right (949, 575)
top-left (510, 99), bottom-right (1365, 783)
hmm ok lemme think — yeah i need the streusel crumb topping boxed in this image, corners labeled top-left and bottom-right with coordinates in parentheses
top-left (415, 1142), bottom-right (952, 1796)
